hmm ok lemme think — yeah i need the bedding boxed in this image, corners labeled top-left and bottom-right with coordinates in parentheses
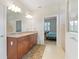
top-left (46, 32), bottom-right (56, 40)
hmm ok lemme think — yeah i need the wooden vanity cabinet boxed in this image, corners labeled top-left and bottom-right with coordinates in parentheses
top-left (7, 37), bottom-right (18, 59)
top-left (7, 33), bottom-right (37, 59)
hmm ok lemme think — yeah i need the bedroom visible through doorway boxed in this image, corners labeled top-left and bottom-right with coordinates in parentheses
top-left (44, 16), bottom-right (57, 42)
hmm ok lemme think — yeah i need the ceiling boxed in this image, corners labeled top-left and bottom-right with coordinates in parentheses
top-left (1, 0), bottom-right (66, 15)
top-left (19, 0), bottom-right (66, 13)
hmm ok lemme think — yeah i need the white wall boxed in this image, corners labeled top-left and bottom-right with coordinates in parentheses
top-left (57, 8), bottom-right (66, 49)
top-left (22, 18), bottom-right (35, 31)
top-left (55, 0), bottom-right (67, 50)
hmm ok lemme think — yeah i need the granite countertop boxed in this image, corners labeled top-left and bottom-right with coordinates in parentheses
top-left (7, 31), bottom-right (37, 38)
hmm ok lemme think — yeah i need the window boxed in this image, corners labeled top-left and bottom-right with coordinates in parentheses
top-left (69, 21), bottom-right (74, 32)
top-left (44, 22), bottom-right (50, 31)
top-left (74, 20), bottom-right (78, 32)
top-left (69, 20), bottom-right (78, 32)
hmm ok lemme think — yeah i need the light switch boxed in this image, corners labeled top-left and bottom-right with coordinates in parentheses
top-left (10, 41), bottom-right (13, 46)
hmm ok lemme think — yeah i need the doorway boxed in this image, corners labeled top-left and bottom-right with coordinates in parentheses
top-left (44, 16), bottom-right (57, 42)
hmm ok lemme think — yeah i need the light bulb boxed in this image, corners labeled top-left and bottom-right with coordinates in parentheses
top-left (8, 4), bottom-right (21, 13)
top-left (11, 4), bottom-right (15, 11)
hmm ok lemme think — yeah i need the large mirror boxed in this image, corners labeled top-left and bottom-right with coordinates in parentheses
top-left (7, 8), bottom-right (23, 33)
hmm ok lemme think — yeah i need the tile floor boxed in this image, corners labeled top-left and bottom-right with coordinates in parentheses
top-left (42, 40), bottom-right (65, 59)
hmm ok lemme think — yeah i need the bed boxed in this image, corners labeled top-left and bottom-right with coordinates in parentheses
top-left (46, 32), bottom-right (56, 40)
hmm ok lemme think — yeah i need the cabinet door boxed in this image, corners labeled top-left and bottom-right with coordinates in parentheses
top-left (7, 38), bottom-right (17, 59)
top-left (22, 39), bottom-right (30, 55)
top-left (18, 37), bottom-right (30, 59)
top-left (17, 41), bottom-right (23, 59)
top-left (33, 34), bottom-right (37, 45)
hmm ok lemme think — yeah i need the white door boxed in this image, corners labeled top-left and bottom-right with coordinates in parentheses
top-left (0, 4), bottom-right (7, 59)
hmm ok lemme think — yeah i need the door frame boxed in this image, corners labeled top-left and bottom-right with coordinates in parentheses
top-left (44, 15), bottom-right (58, 45)
top-left (0, 3), bottom-right (7, 59)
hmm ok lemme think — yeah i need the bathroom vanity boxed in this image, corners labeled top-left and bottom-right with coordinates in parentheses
top-left (7, 32), bottom-right (37, 59)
